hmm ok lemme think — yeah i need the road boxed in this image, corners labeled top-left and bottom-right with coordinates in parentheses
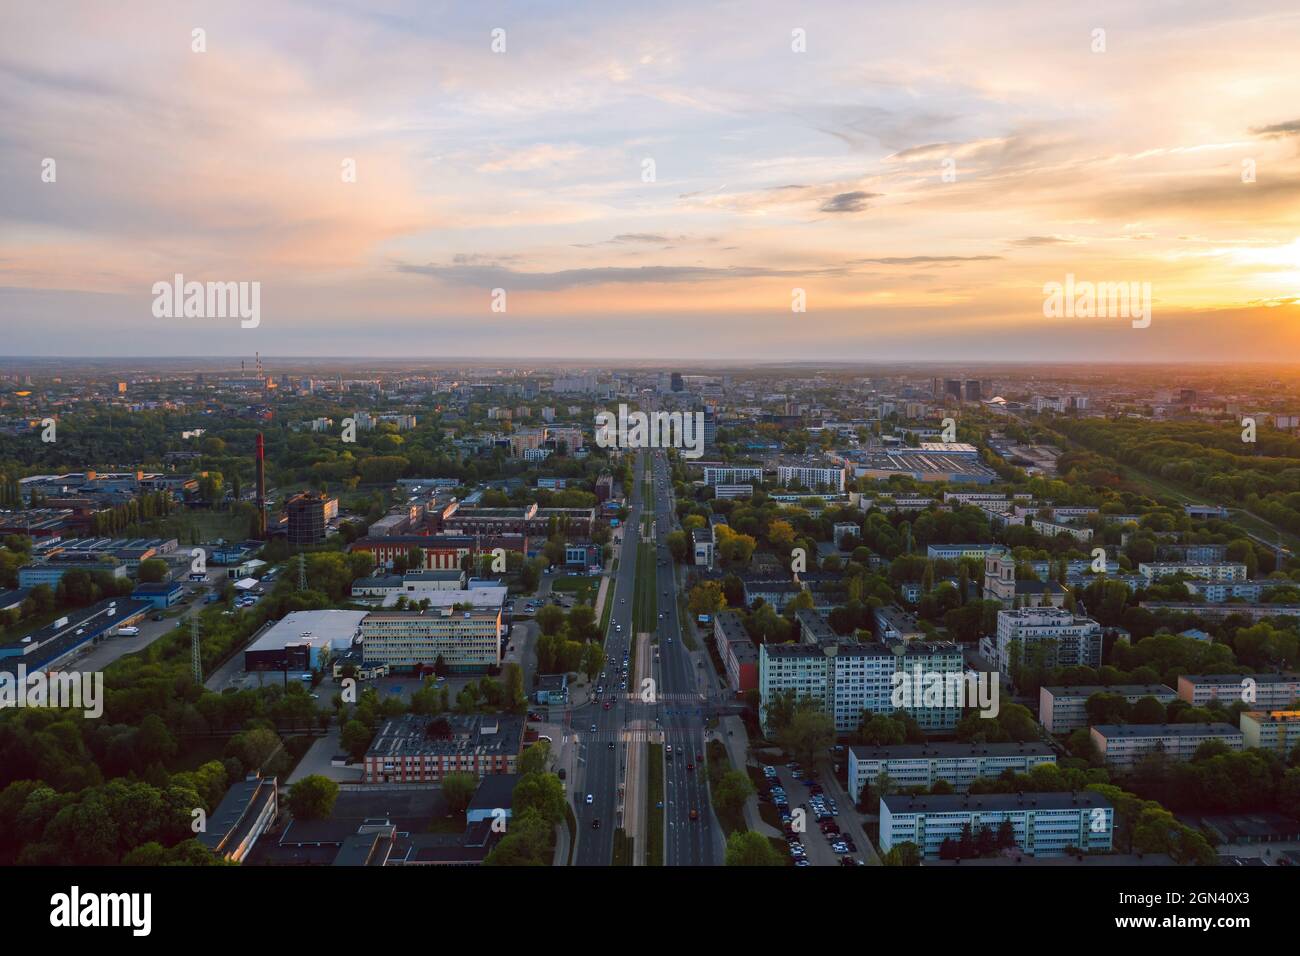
top-left (649, 450), bottom-right (721, 866)
top-left (573, 452), bottom-right (643, 865)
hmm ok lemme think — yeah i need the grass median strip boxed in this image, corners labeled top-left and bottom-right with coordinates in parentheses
top-left (646, 742), bottom-right (664, 866)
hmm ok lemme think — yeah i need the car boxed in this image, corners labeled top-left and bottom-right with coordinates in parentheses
top-left (666, 744), bottom-right (672, 754)
top-left (585, 793), bottom-right (594, 804)
top-left (688, 809), bottom-right (700, 821)
top-left (686, 762), bottom-right (694, 771)
top-left (590, 724), bottom-right (597, 733)
top-left (603, 700), bottom-right (612, 710)
top-left (608, 741), bottom-right (615, 749)
top-left (150, 613), bottom-right (164, 621)
top-left (696, 752), bottom-right (703, 761)
top-left (591, 818), bottom-right (601, 829)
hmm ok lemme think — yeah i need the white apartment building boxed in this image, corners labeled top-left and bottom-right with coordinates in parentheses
top-left (712, 483), bottom-right (754, 500)
top-left (879, 792), bottom-right (1114, 859)
top-left (776, 463), bottom-right (846, 493)
top-left (1089, 723), bottom-right (1243, 770)
top-left (759, 640), bottom-right (964, 735)
top-left (1038, 684), bottom-right (1177, 735)
top-left (1138, 562), bottom-right (1248, 584)
top-left (1176, 673), bottom-right (1300, 709)
top-left (1030, 518), bottom-right (1093, 542)
top-left (702, 465), bottom-right (763, 486)
top-left (990, 608), bottom-right (1103, 682)
top-left (1239, 710), bottom-right (1300, 754)
top-left (848, 742), bottom-right (1056, 799)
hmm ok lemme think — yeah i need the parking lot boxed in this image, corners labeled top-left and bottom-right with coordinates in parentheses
top-left (761, 762), bottom-right (864, 867)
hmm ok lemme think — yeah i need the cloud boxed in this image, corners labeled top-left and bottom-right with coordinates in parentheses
top-left (397, 261), bottom-right (844, 290)
top-left (847, 255), bottom-right (1002, 265)
top-left (1008, 236), bottom-right (1077, 246)
top-left (1251, 119), bottom-right (1300, 138)
top-left (818, 191), bottom-right (879, 213)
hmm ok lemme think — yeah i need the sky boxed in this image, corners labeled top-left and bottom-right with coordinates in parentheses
top-left (3, 0), bottom-right (1300, 361)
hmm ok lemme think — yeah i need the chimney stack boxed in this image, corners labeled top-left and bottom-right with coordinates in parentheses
top-left (255, 433), bottom-right (267, 538)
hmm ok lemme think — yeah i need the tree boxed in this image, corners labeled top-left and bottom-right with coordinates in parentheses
top-left (340, 720), bottom-right (373, 762)
top-left (512, 772), bottom-right (567, 825)
top-left (441, 772), bottom-right (478, 815)
top-left (137, 559), bottom-right (168, 584)
top-left (519, 740), bottom-right (551, 776)
top-left (882, 841), bottom-right (921, 866)
top-left (688, 581), bottom-right (727, 619)
top-left (581, 642), bottom-right (606, 682)
top-left (289, 775), bottom-right (339, 820)
top-left (713, 770), bottom-right (755, 819)
top-left (724, 829), bottom-right (785, 866)
top-left (502, 662), bottom-right (527, 713)
top-left (535, 605), bottom-right (565, 636)
top-left (778, 706), bottom-right (835, 768)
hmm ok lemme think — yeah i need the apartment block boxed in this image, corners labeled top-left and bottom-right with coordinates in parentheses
top-left (988, 607), bottom-right (1103, 682)
top-left (1138, 562), bottom-right (1247, 584)
top-left (1177, 673), bottom-right (1300, 709)
top-left (879, 792), bottom-right (1114, 859)
top-left (848, 742), bottom-right (1056, 800)
top-left (1089, 723), bottom-right (1244, 771)
top-left (1038, 684), bottom-right (1178, 735)
top-left (1239, 710), bottom-right (1300, 755)
top-left (759, 639), bottom-right (964, 735)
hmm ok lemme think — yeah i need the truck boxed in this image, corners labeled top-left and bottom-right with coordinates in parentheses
top-left (117, 626), bottom-right (140, 637)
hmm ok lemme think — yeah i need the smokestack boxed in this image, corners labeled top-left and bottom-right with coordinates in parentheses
top-left (255, 432), bottom-right (267, 539)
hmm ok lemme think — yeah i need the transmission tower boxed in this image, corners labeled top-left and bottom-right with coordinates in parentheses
top-left (298, 552), bottom-right (307, 591)
top-left (190, 614), bottom-right (203, 684)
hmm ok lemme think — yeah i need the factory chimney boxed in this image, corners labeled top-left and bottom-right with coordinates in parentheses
top-left (255, 432), bottom-right (267, 538)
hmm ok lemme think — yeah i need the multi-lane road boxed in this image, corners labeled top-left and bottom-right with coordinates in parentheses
top-left (573, 450), bottom-right (645, 865)
top-left (573, 448), bottom-right (721, 866)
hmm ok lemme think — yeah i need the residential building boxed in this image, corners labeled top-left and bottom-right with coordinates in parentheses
top-left (987, 607), bottom-right (1103, 683)
top-left (848, 742), bottom-right (1056, 799)
top-left (879, 792), bottom-right (1113, 859)
top-left (1176, 673), bottom-right (1300, 709)
top-left (1090, 723), bottom-right (1244, 770)
top-left (1239, 710), bottom-right (1300, 755)
top-left (1138, 562), bottom-right (1248, 584)
top-left (1038, 684), bottom-right (1177, 734)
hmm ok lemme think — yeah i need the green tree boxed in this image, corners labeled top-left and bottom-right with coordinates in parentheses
top-left (289, 775), bottom-right (339, 820)
top-left (724, 829), bottom-right (785, 866)
top-left (441, 772), bottom-right (479, 815)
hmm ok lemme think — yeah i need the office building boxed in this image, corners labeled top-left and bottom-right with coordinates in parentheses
top-left (364, 714), bottom-right (524, 784)
top-left (361, 605), bottom-right (503, 673)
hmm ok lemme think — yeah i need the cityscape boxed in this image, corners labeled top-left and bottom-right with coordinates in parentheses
top-left (2, 0), bottom-right (1295, 937)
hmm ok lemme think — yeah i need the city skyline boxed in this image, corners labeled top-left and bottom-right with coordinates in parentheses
top-left (5, 1), bottom-right (1300, 360)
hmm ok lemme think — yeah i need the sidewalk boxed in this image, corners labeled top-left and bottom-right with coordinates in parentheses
top-left (718, 715), bottom-right (781, 838)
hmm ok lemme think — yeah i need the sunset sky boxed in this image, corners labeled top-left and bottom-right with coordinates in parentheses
top-left (4, 0), bottom-right (1300, 360)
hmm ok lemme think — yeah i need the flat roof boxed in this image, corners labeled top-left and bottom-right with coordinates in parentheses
top-left (1091, 722), bottom-right (1242, 738)
top-left (1180, 673), bottom-right (1300, 685)
top-left (882, 791), bottom-right (1111, 813)
top-left (851, 742), bottom-right (1055, 760)
top-left (1042, 684), bottom-right (1175, 699)
top-left (245, 609), bottom-right (367, 653)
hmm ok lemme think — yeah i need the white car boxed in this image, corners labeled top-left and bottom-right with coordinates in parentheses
top-left (585, 794), bottom-right (594, 805)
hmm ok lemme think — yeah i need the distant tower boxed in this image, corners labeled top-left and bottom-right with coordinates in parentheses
top-left (255, 433), bottom-right (267, 539)
top-left (298, 552), bottom-right (307, 591)
top-left (190, 615), bottom-right (203, 684)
